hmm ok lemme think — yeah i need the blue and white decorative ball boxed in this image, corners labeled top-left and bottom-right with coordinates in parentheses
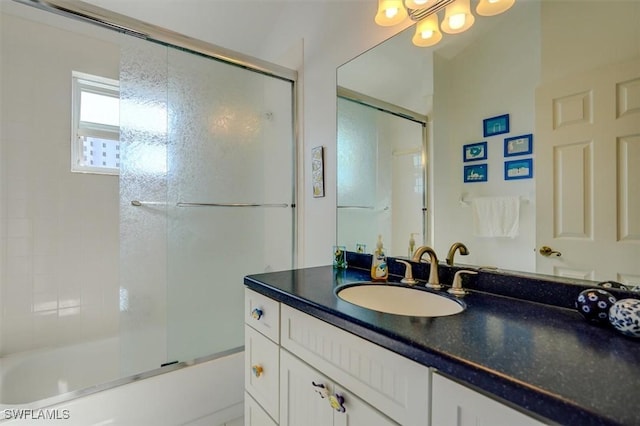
top-left (575, 289), bottom-right (617, 323)
top-left (609, 299), bottom-right (640, 338)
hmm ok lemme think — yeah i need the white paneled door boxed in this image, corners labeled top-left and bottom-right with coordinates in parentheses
top-left (535, 59), bottom-right (640, 285)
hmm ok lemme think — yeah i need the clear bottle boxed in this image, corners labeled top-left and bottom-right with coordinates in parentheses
top-left (370, 235), bottom-right (388, 282)
top-left (408, 233), bottom-right (417, 258)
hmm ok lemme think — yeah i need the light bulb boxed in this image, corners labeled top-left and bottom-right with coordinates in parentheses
top-left (405, 0), bottom-right (431, 10)
top-left (448, 13), bottom-right (466, 30)
top-left (421, 29), bottom-right (434, 39)
top-left (386, 7), bottom-right (399, 18)
top-left (412, 13), bottom-right (442, 47)
top-left (441, 0), bottom-right (474, 34)
top-left (375, 0), bottom-right (408, 26)
top-left (476, 0), bottom-right (515, 16)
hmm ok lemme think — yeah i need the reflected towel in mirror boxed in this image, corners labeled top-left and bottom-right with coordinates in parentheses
top-left (471, 196), bottom-right (520, 238)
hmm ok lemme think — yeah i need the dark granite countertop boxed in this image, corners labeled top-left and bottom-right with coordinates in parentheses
top-left (244, 265), bottom-right (640, 426)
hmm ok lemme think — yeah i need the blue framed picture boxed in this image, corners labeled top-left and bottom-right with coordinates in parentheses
top-left (504, 134), bottom-right (533, 157)
top-left (504, 158), bottom-right (533, 180)
top-left (463, 141), bottom-right (487, 162)
top-left (464, 164), bottom-right (488, 183)
top-left (483, 114), bottom-right (510, 137)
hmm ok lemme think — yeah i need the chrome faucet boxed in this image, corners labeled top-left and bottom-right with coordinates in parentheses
top-left (411, 246), bottom-right (442, 290)
top-left (446, 242), bottom-right (469, 266)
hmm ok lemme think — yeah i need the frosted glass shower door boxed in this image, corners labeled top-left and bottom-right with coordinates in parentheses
top-left (166, 48), bottom-right (294, 363)
top-left (120, 37), bottom-right (294, 374)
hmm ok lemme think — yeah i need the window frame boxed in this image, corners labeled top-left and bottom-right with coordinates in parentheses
top-left (71, 71), bottom-right (120, 175)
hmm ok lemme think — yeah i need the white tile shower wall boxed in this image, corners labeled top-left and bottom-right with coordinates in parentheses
top-left (0, 5), bottom-right (121, 355)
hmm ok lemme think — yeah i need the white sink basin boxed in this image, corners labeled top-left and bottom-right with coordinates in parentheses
top-left (336, 283), bottom-right (464, 317)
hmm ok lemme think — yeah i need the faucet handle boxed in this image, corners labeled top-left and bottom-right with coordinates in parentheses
top-left (448, 270), bottom-right (478, 297)
top-left (396, 260), bottom-right (418, 285)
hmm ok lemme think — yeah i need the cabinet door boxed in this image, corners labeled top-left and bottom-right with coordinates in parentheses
top-left (280, 349), bottom-right (334, 426)
top-left (245, 392), bottom-right (277, 426)
top-left (280, 350), bottom-right (397, 426)
top-left (432, 373), bottom-right (547, 426)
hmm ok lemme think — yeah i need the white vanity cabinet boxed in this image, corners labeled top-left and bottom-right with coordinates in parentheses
top-left (244, 289), bottom-right (430, 426)
top-left (245, 288), bottom-right (548, 426)
top-left (431, 372), bottom-right (546, 426)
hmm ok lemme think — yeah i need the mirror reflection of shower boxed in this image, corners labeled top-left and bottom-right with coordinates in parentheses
top-left (337, 91), bottom-right (427, 257)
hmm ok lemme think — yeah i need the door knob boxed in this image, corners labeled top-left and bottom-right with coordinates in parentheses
top-left (539, 246), bottom-right (561, 257)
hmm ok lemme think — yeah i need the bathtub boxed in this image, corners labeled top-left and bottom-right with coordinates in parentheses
top-left (0, 338), bottom-right (244, 425)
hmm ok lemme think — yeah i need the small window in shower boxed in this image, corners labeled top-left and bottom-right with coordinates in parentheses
top-left (71, 71), bottom-right (120, 175)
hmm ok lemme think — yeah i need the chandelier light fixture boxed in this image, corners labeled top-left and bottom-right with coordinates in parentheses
top-left (375, 0), bottom-right (515, 47)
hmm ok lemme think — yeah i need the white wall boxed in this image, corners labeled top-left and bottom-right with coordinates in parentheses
top-left (540, 1), bottom-right (640, 84)
top-left (0, 3), bottom-right (121, 355)
top-left (432, 2), bottom-right (540, 272)
top-left (81, 0), bottom-right (409, 267)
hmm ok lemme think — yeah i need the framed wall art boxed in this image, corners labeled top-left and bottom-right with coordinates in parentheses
top-left (463, 141), bottom-right (487, 162)
top-left (483, 114), bottom-right (510, 137)
top-left (312, 146), bottom-right (325, 197)
top-left (504, 134), bottom-right (533, 157)
top-left (504, 158), bottom-right (533, 180)
top-left (464, 163), bottom-right (488, 183)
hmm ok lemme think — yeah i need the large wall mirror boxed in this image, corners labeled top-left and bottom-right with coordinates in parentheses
top-left (337, 0), bottom-right (640, 287)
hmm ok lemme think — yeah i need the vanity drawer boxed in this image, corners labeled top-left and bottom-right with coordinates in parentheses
top-left (245, 288), bottom-right (280, 343)
top-left (280, 304), bottom-right (429, 425)
top-left (245, 325), bottom-right (280, 422)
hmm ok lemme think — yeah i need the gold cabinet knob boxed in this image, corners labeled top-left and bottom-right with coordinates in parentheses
top-left (251, 364), bottom-right (263, 378)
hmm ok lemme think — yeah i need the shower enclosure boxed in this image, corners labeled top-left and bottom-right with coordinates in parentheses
top-left (337, 95), bottom-right (426, 257)
top-left (0, 0), bottom-right (295, 411)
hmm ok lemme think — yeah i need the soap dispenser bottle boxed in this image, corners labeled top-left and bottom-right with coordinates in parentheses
top-left (408, 233), bottom-right (417, 258)
top-left (371, 235), bottom-right (388, 282)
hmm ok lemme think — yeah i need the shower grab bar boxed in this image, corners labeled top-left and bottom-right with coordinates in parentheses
top-left (177, 202), bottom-right (289, 208)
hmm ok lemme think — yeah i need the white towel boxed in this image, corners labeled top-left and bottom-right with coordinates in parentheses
top-left (471, 196), bottom-right (520, 238)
